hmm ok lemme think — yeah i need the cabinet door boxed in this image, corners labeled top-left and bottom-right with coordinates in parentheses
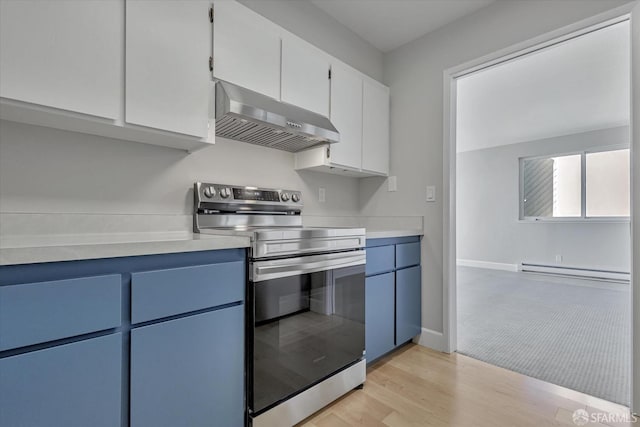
top-left (281, 36), bottom-right (330, 116)
top-left (0, 334), bottom-right (122, 427)
top-left (365, 273), bottom-right (395, 363)
top-left (126, 0), bottom-right (211, 138)
top-left (213, 1), bottom-right (281, 100)
top-left (130, 306), bottom-right (244, 427)
top-left (0, 0), bottom-right (123, 119)
top-left (362, 80), bottom-right (390, 175)
top-left (396, 265), bottom-right (422, 345)
top-left (328, 63), bottom-right (363, 170)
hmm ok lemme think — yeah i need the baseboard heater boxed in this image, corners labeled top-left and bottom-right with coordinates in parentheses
top-left (520, 263), bottom-right (630, 282)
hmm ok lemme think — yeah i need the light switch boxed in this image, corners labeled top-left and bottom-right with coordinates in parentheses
top-left (388, 176), bottom-right (397, 192)
top-left (319, 187), bottom-right (326, 203)
top-left (426, 186), bottom-right (436, 202)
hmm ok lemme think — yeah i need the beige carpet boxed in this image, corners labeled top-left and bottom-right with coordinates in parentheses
top-left (457, 266), bottom-right (630, 406)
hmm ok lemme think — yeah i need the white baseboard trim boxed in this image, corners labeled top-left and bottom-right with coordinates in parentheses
top-left (414, 327), bottom-right (447, 352)
top-left (457, 259), bottom-right (519, 272)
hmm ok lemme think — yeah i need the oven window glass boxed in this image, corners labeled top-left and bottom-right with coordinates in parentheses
top-left (252, 265), bottom-right (365, 414)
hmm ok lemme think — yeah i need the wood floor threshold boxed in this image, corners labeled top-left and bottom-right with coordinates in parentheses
top-left (297, 344), bottom-right (634, 427)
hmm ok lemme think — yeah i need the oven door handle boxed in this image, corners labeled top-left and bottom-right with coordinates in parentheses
top-left (252, 251), bottom-right (366, 282)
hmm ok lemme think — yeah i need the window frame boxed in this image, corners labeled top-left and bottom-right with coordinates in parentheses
top-left (519, 145), bottom-right (630, 222)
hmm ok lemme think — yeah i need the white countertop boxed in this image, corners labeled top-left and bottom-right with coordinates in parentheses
top-left (0, 232), bottom-right (250, 266)
top-left (365, 229), bottom-right (423, 239)
top-left (301, 215), bottom-right (423, 240)
top-left (0, 227), bottom-right (422, 266)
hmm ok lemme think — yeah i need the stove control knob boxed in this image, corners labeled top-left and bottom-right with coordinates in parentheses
top-left (291, 194), bottom-right (300, 203)
top-left (281, 192), bottom-right (290, 202)
top-left (203, 186), bottom-right (216, 198)
top-left (220, 188), bottom-right (231, 199)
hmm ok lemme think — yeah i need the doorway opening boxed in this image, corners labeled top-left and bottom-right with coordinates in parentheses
top-left (450, 18), bottom-right (631, 406)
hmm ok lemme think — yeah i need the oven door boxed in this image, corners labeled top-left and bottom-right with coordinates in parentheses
top-left (249, 251), bottom-right (366, 416)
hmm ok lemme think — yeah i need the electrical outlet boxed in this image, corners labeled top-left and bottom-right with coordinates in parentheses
top-left (388, 176), bottom-right (397, 192)
top-left (426, 186), bottom-right (436, 202)
top-left (319, 187), bottom-right (326, 203)
top-left (555, 255), bottom-right (563, 263)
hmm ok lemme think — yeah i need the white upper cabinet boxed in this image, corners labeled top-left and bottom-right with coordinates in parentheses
top-left (0, 0), bottom-right (123, 120)
top-left (212, 1), bottom-right (281, 100)
top-left (125, 0), bottom-right (212, 139)
top-left (281, 36), bottom-right (330, 117)
top-left (295, 68), bottom-right (389, 178)
top-left (362, 80), bottom-right (390, 175)
top-left (0, 0), bottom-right (213, 150)
top-left (0, 0), bottom-right (389, 157)
top-left (328, 64), bottom-right (363, 170)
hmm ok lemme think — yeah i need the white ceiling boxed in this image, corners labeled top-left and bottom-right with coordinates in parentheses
top-left (309, 0), bottom-right (495, 52)
top-left (456, 21), bottom-right (630, 153)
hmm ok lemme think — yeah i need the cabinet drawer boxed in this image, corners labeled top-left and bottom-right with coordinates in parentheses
top-left (395, 242), bottom-right (421, 269)
top-left (131, 261), bottom-right (245, 324)
top-left (0, 333), bottom-right (122, 427)
top-left (365, 245), bottom-right (395, 276)
top-left (0, 274), bottom-right (122, 351)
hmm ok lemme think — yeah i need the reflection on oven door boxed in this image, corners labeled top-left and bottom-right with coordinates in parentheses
top-left (255, 275), bottom-right (311, 324)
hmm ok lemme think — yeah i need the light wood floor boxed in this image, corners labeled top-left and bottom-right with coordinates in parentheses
top-left (297, 344), bottom-right (634, 427)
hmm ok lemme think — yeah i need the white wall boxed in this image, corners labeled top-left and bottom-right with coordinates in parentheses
top-left (360, 0), bottom-right (633, 335)
top-left (0, 120), bottom-right (359, 217)
top-left (457, 126), bottom-right (631, 272)
top-left (238, 0), bottom-right (383, 81)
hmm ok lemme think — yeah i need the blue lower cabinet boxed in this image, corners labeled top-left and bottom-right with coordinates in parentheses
top-left (365, 272), bottom-right (395, 362)
top-left (365, 237), bottom-right (422, 362)
top-left (396, 265), bottom-right (422, 344)
top-left (0, 333), bottom-right (122, 427)
top-left (130, 305), bottom-right (244, 427)
top-left (0, 249), bottom-right (246, 427)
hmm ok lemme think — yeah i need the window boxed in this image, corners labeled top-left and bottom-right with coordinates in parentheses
top-left (586, 149), bottom-right (630, 217)
top-left (520, 148), bottom-right (630, 220)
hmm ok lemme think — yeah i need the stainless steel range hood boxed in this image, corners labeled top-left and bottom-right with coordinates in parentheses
top-left (214, 80), bottom-right (339, 152)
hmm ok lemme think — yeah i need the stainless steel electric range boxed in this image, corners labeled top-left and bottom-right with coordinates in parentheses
top-left (194, 182), bottom-right (366, 427)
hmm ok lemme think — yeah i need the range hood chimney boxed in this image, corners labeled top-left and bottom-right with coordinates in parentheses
top-left (214, 80), bottom-right (339, 152)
